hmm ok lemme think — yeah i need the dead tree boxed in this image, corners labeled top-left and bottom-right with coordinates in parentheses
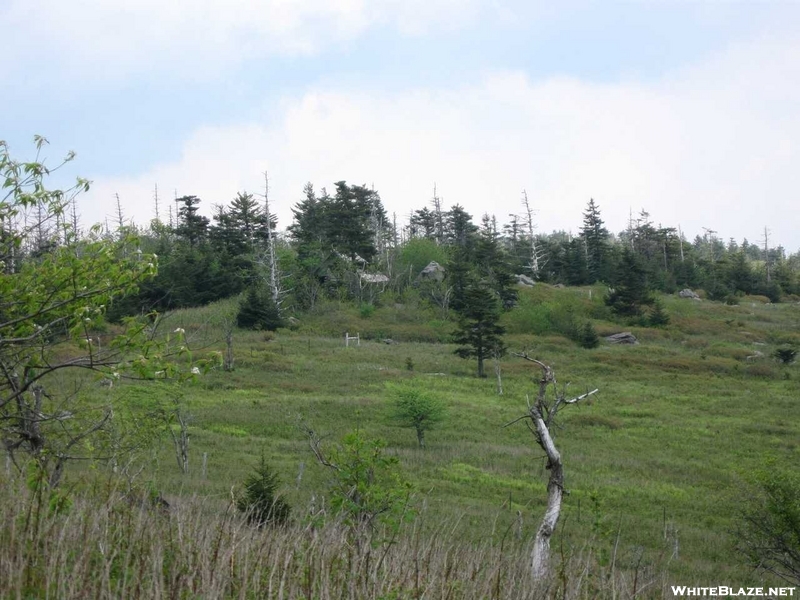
top-left (505, 353), bottom-right (598, 581)
top-left (261, 171), bottom-right (283, 310)
top-left (165, 397), bottom-right (191, 474)
top-left (521, 190), bottom-right (547, 277)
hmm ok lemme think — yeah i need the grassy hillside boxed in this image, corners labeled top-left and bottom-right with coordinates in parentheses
top-left (128, 286), bottom-right (799, 583)
top-left (3, 284), bottom-right (797, 596)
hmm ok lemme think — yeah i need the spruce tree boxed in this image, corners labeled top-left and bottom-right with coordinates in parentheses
top-left (452, 281), bottom-right (505, 378)
top-left (564, 238), bottom-right (589, 285)
top-left (175, 195), bottom-right (209, 248)
top-left (229, 191), bottom-right (266, 248)
top-left (409, 207), bottom-right (437, 240)
top-left (579, 321), bottom-right (600, 349)
top-left (606, 248), bottom-right (653, 317)
top-left (445, 205), bottom-right (478, 249)
top-left (237, 285), bottom-right (283, 330)
top-left (236, 455), bottom-right (291, 526)
top-left (647, 300), bottom-right (670, 327)
top-left (580, 199), bottom-right (610, 282)
top-left (475, 216), bottom-right (517, 309)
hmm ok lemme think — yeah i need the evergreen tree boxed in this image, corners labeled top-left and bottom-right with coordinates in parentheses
top-left (452, 281), bottom-right (505, 378)
top-left (237, 285), bottom-right (283, 330)
top-left (229, 191), bottom-right (267, 248)
top-left (475, 215), bottom-right (517, 309)
top-left (579, 321), bottom-right (600, 349)
top-left (445, 205), bottom-right (478, 249)
top-left (236, 455), bottom-right (291, 526)
top-left (726, 251), bottom-right (755, 295)
top-left (606, 248), bottom-right (653, 317)
top-left (330, 181), bottom-right (377, 262)
top-left (289, 184), bottom-right (324, 254)
top-left (564, 238), bottom-right (589, 285)
top-left (409, 207), bottom-right (437, 240)
top-left (580, 198), bottom-right (609, 282)
top-left (175, 195), bottom-right (209, 247)
top-left (647, 300), bottom-right (670, 327)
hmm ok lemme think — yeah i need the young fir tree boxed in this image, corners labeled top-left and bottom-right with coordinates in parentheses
top-left (475, 215), bottom-right (518, 309)
top-left (606, 247), bottom-right (653, 317)
top-left (579, 321), bottom-right (600, 349)
top-left (175, 195), bottom-right (210, 248)
top-left (236, 455), bottom-right (290, 526)
top-left (564, 238), bottom-right (589, 286)
top-left (580, 198), bottom-right (610, 283)
top-left (647, 300), bottom-right (670, 327)
top-left (237, 285), bottom-right (283, 330)
top-left (453, 281), bottom-right (506, 378)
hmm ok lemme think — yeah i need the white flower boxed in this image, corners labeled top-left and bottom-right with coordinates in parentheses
top-left (152, 253), bottom-right (158, 259)
top-left (112, 372), bottom-right (120, 379)
top-left (174, 328), bottom-right (185, 334)
top-left (191, 367), bottom-right (201, 375)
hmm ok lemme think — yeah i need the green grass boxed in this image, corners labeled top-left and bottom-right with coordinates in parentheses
top-left (67, 287), bottom-right (800, 585)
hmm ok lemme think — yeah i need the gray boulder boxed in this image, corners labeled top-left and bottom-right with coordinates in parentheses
top-left (419, 261), bottom-right (446, 282)
top-left (516, 274), bottom-right (536, 287)
top-left (678, 288), bottom-right (700, 300)
top-left (605, 332), bottom-right (639, 345)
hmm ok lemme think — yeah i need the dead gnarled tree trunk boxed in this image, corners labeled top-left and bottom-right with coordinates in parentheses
top-left (506, 354), bottom-right (598, 582)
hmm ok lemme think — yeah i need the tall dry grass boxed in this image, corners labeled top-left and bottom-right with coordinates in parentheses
top-left (0, 472), bottom-right (675, 600)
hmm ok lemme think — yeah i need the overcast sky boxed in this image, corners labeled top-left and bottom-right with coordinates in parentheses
top-left (3, 1), bottom-right (799, 250)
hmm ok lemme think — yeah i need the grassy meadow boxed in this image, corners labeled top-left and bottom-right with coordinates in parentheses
top-left (142, 286), bottom-right (797, 581)
top-left (3, 284), bottom-right (798, 597)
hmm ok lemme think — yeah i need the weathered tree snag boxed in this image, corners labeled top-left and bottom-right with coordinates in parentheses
top-left (506, 353), bottom-right (598, 582)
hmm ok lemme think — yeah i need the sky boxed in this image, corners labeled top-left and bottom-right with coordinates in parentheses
top-left (2, 1), bottom-right (799, 250)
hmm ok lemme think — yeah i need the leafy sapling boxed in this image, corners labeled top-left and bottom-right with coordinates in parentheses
top-left (387, 384), bottom-right (445, 448)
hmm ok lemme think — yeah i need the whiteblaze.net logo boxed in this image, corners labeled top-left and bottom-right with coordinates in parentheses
top-left (671, 587), bottom-right (796, 597)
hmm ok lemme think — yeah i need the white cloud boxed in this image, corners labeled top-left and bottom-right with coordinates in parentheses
top-left (81, 34), bottom-right (800, 249)
top-left (2, 0), bottom-right (483, 82)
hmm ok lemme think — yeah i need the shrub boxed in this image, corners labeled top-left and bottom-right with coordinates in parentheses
top-left (324, 430), bottom-right (413, 531)
top-left (774, 346), bottom-right (798, 365)
top-left (237, 286), bottom-right (283, 331)
top-left (236, 455), bottom-right (290, 526)
top-left (738, 466), bottom-right (800, 584)
top-left (723, 294), bottom-right (740, 306)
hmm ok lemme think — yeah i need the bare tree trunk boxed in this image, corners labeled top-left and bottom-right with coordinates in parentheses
top-left (530, 407), bottom-right (563, 580)
top-left (223, 328), bottom-right (234, 372)
top-left (494, 351), bottom-right (503, 396)
top-left (522, 190), bottom-right (546, 277)
top-left (263, 171), bottom-right (282, 310)
top-left (168, 400), bottom-right (190, 474)
top-left (507, 355), bottom-right (599, 583)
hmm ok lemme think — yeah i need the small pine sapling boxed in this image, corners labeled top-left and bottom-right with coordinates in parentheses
top-left (237, 455), bottom-right (290, 526)
top-left (579, 321), bottom-right (600, 349)
top-left (647, 301), bottom-right (670, 327)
